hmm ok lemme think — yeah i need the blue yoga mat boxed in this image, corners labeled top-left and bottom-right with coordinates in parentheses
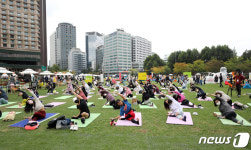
top-left (9, 113), bottom-right (59, 128)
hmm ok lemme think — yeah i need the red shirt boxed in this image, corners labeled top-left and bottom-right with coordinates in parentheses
top-left (79, 91), bottom-right (87, 100)
top-left (233, 75), bottom-right (245, 85)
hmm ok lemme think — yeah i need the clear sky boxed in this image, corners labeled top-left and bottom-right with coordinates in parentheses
top-left (46, 0), bottom-right (251, 62)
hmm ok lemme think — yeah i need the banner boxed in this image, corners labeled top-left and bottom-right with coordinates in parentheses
top-left (85, 76), bottom-right (92, 83)
top-left (249, 72), bottom-right (251, 80)
top-left (183, 72), bottom-right (192, 78)
top-left (119, 73), bottom-right (121, 81)
top-left (138, 72), bottom-right (147, 81)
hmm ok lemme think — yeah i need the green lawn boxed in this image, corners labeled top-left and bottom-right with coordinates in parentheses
top-left (0, 82), bottom-right (250, 150)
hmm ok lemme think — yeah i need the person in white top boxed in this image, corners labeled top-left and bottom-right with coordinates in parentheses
top-left (162, 93), bottom-right (186, 122)
top-left (24, 88), bottom-right (46, 121)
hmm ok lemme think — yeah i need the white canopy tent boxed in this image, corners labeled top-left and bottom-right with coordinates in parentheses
top-left (39, 71), bottom-right (55, 76)
top-left (0, 67), bottom-right (13, 74)
top-left (20, 68), bottom-right (38, 74)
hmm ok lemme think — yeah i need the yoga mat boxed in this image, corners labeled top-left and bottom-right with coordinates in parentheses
top-left (44, 102), bottom-right (66, 108)
top-left (0, 102), bottom-right (17, 107)
top-left (98, 97), bottom-right (103, 100)
top-left (102, 104), bottom-right (113, 109)
top-left (247, 103), bottom-right (251, 107)
top-left (139, 103), bottom-right (157, 109)
top-left (71, 113), bottom-right (100, 127)
top-left (89, 92), bottom-right (94, 94)
top-left (0, 112), bottom-right (22, 120)
top-left (149, 97), bottom-right (160, 100)
top-left (39, 96), bottom-right (47, 99)
top-left (182, 103), bottom-right (198, 108)
top-left (166, 112), bottom-right (193, 125)
top-left (87, 95), bottom-right (93, 99)
top-left (6, 105), bottom-right (24, 109)
top-left (54, 95), bottom-right (73, 99)
top-left (214, 112), bottom-right (251, 126)
top-left (116, 112), bottom-right (142, 126)
top-left (198, 97), bottom-right (213, 101)
top-left (9, 113), bottom-right (59, 128)
top-left (68, 102), bottom-right (94, 109)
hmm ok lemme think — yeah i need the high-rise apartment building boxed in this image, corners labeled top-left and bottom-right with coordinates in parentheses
top-left (68, 47), bottom-right (86, 74)
top-left (103, 29), bottom-right (132, 75)
top-left (50, 23), bottom-right (76, 70)
top-left (132, 36), bottom-right (152, 71)
top-left (0, 0), bottom-right (47, 71)
top-left (85, 32), bottom-right (103, 70)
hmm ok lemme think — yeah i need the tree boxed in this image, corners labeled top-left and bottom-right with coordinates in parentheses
top-left (173, 63), bottom-right (189, 74)
top-left (205, 59), bottom-right (224, 72)
top-left (190, 60), bottom-right (206, 73)
top-left (143, 54), bottom-right (165, 73)
top-left (48, 64), bottom-right (61, 73)
top-left (200, 46), bottom-right (212, 62)
top-left (178, 51), bottom-right (187, 62)
top-left (129, 69), bottom-right (138, 76)
top-left (167, 51), bottom-right (181, 69)
top-left (241, 50), bottom-right (251, 60)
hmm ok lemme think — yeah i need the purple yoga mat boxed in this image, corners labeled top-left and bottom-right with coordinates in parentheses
top-left (44, 102), bottom-right (66, 108)
top-left (87, 95), bottom-right (93, 99)
top-left (39, 96), bottom-right (47, 99)
top-left (198, 97), bottom-right (213, 101)
top-left (166, 112), bottom-right (193, 125)
top-left (116, 112), bottom-right (142, 126)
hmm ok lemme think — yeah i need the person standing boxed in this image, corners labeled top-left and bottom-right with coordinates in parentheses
top-left (219, 73), bottom-right (223, 87)
top-left (233, 70), bottom-right (245, 98)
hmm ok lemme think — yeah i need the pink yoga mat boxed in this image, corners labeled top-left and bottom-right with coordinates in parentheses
top-left (166, 112), bottom-right (193, 125)
top-left (198, 97), bottom-right (213, 101)
top-left (39, 96), bottom-right (47, 99)
top-left (44, 102), bottom-right (66, 108)
top-left (182, 103), bottom-right (198, 108)
top-left (87, 95), bottom-right (93, 99)
top-left (116, 112), bottom-right (142, 126)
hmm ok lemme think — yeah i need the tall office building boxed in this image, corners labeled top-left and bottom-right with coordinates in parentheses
top-left (50, 23), bottom-right (76, 70)
top-left (96, 45), bottom-right (103, 72)
top-left (68, 48), bottom-right (86, 74)
top-left (49, 31), bottom-right (56, 67)
top-left (85, 32), bottom-right (103, 70)
top-left (132, 36), bottom-right (152, 71)
top-left (103, 29), bottom-right (132, 75)
top-left (0, 0), bottom-right (47, 71)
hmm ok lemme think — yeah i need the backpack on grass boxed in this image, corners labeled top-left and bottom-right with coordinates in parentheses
top-left (47, 115), bottom-right (65, 129)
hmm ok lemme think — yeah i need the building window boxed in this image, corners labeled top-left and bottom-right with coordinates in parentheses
top-left (2, 20), bottom-right (6, 23)
top-left (3, 29), bottom-right (7, 33)
top-left (18, 45), bottom-right (22, 48)
top-left (17, 22), bottom-right (21, 25)
top-left (17, 2), bottom-right (20, 5)
top-left (24, 18), bottom-right (28, 22)
top-left (24, 23), bottom-right (28, 26)
top-left (2, 25), bottom-right (6, 28)
top-left (17, 7), bottom-right (20, 10)
top-left (17, 26), bottom-right (21, 30)
top-left (24, 27), bottom-right (28, 31)
top-left (9, 1), bottom-right (13, 4)
top-left (31, 33), bottom-right (35, 36)
top-left (25, 32), bottom-right (28, 35)
top-left (2, 15), bottom-right (6, 19)
top-left (17, 17), bottom-right (21, 21)
top-left (11, 44), bottom-right (14, 47)
top-left (24, 37), bottom-right (28, 40)
top-left (24, 14), bottom-right (28, 18)
top-left (31, 37), bottom-right (35, 40)
top-left (10, 21), bottom-right (14, 24)
top-left (24, 3), bottom-right (27, 7)
top-left (31, 15), bottom-right (34, 18)
top-left (25, 41), bottom-right (28, 44)
top-left (1, 0), bottom-right (6, 2)
top-left (1, 4), bottom-right (5, 7)
top-left (10, 35), bottom-right (14, 38)
top-left (18, 36), bottom-right (21, 39)
top-left (3, 39), bottom-right (7, 42)
top-left (10, 16), bottom-right (14, 20)
top-left (10, 30), bottom-right (14, 34)
top-left (31, 24), bottom-right (35, 27)
top-left (31, 42), bottom-right (35, 45)
top-left (18, 31), bottom-right (21, 34)
top-left (25, 45), bottom-right (29, 49)
top-left (18, 40), bottom-right (22, 44)
top-left (3, 34), bottom-right (7, 37)
top-left (9, 5), bottom-right (13, 9)
top-left (3, 44), bottom-right (7, 47)
top-left (32, 46), bottom-right (35, 49)
top-left (2, 10), bottom-right (6, 14)
top-left (31, 28), bottom-right (35, 32)
top-left (17, 13), bottom-right (21, 16)
top-left (11, 40), bottom-right (15, 43)
top-left (24, 8), bottom-right (28, 11)
top-left (30, 0), bottom-right (34, 3)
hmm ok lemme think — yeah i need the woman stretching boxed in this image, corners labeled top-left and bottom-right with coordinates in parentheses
top-left (172, 91), bottom-right (194, 107)
top-left (71, 90), bottom-right (90, 124)
top-left (213, 96), bottom-right (243, 125)
top-left (162, 93), bottom-right (186, 122)
top-left (111, 93), bottom-right (139, 125)
top-left (24, 88), bottom-right (46, 121)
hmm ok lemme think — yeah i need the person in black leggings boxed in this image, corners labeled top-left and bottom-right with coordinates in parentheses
top-left (213, 96), bottom-right (243, 125)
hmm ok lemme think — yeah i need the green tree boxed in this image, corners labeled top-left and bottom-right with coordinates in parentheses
top-left (190, 60), bottom-right (206, 73)
top-left (205, 59), bottom-right (224, 72)
top-left (241, 50), bottom-right (251, 60)
top-left (178, 51), bottom-right (187, 62)
top-left (173, 63), bottom-right (189, 74)
top-left (129, 69), bottom-right (138, 76)
top-left (143, 54), bottom-right (165, 73)
top-left (167, 51), bottom-right (181, 69)
top-left (48, 64), bottom-right (61, 73)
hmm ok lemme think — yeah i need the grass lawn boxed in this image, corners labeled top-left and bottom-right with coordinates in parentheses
top-left (0, 82), bottom-right (250, 150)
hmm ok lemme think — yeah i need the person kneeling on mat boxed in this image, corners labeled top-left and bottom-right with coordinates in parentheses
top-left (112, 92), bottom-right (139, 125)
top-left (162, 93), bottom-right (186, 122)
top-left (24, 88), bottom-right (46, 121)
top-left (71, 90), bottom-right (90, 124)
top-left (213, 96), bottom-right (243, 125)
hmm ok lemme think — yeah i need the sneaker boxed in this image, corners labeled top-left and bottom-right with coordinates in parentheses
top-left (73, 122), bottom-right (78, 131)
top-left (81, 118), bottom-right (85, 124)
top-left (243, 105), bottom-right (249, 108)
top-left (193, 112), bottom-right (198, 115)
top-left (70, 124), bottom-right (75, 130)
top-left (110, 119), bottom-right (114, 126)
top-left (182, 115), bottom-right (187, 122)
top-left (90, 104), bottom-right (95, 107)
top-left (239, 120), bottom-right (243, 125)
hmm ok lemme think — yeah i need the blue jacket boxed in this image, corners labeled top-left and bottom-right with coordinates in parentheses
top-left (119, 99), bottom-right (131, 116)
top-left (0, 89), bottom-right (8, 100)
